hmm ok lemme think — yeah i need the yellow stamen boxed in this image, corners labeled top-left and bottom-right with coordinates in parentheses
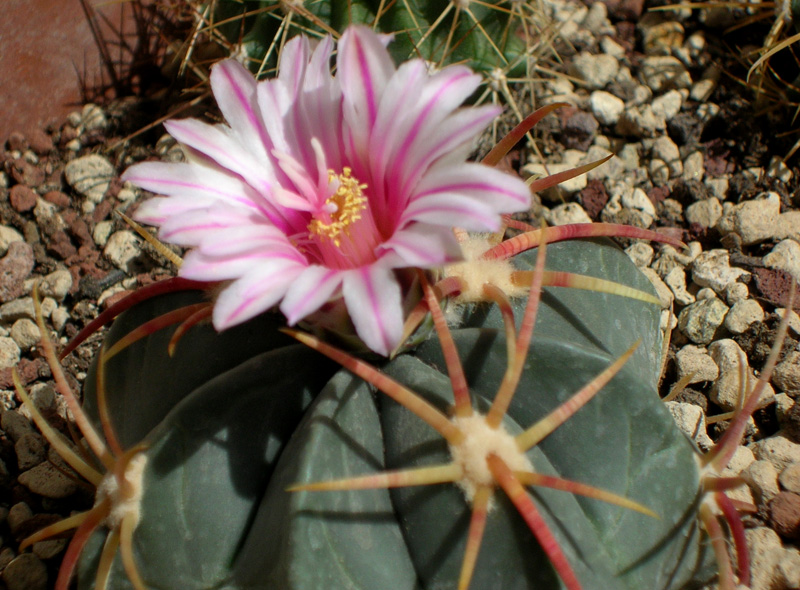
top-left (307, 167), bottom-right (367, 246)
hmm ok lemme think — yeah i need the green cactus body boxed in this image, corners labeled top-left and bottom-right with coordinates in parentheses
top-left (75, 239), bottom-right (713, 589)
top-left (214, 0), bottom-right (526, 76)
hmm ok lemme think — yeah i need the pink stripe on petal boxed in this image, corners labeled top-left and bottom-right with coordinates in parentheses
top-left (280, 266), bottom-right (344, 324)
top-left (211, 60), bottom-right (271, 159)
top-left (381, 225), bottom-right (463, 267)
top-left (214, 263), bottom-right (304, 328)
top-left (400, 194), bottom-right (502, 232)
top-left (342, 266), bottom-right (403, 356)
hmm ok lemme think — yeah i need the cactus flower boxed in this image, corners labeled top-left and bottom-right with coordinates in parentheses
top-left (122, 25), bottom-right (530, 355)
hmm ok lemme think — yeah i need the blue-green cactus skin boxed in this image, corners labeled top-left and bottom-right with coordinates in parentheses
top-left (77, 240), bottom-right (714, 589)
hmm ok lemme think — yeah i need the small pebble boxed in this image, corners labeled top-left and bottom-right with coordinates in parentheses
top-left (752, 435), bottom-right (800, 473)
top-left (691, 249), bottom-right (749, 295)
top-left (770, 491), bottom-right (800, 540)
top-left (764, 239), bottom-right (800, 281)
top-left (774, 351), bottom-right (800, 397)
top-left (568, 52), bottom-right (619, 89)
top-left (684, 197), bottom-right (722, 229)
top-left (0, 242), bottom-right (35, 303)
top-left (746, 527), bottom-right (784, 590)
top-left (724, 299), bottom-right (764, 335)
top-left (709, 339), bottom-right (773, 410)
top-left (741, 459), bottom-right (780, 506)
top-left (664, 267), bottom-right (695, 306)
top-left (0, 410), bottom-right (34, 442)
top-left (678, 297), bottom-right (728, 345)
top-left (665, 401), bottom-right (713, 450)
top-left (2, 553), bottom-right (47, 590)
top-left (64, 153), bottom-right (115, 204)
top-left (14, 432), bottom-right (45, 471)
top-left (675, 345), bottom-right (718, 383)
top-left (10, 319), bottom-right (40, 351)
top-left (779, 463), bottom-right (800, 494)
top-left (18, 462), bottom-right (79, 499)
top-left (589, 90), bottom-right (624, 125)
top-left (641, 56), bottom-right (692, 92)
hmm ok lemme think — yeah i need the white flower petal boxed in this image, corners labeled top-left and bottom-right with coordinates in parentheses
top-left (280, 266), bottom-right (344, 324)
top-left (213, 262), bottom-right (304, 329)
top-left (210, 60), bottom-right (271, 163)
top-left (342, 265), bottom-right (403, 356)
top-left (381, 224), bottom-right (463, 267)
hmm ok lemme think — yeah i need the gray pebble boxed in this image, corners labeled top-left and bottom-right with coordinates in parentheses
top-left (38, 269), bottom-right (73, 301)
top-left (742, 460), bottom-right (780, 506)
top-left (64, 154), bottom-right (115, 204)
top-left (18, 462), bottom-right (79, 499)
top-left (0, 410), bottom-right (33, 442)
top-left (709, 338), bottom-right (773, 410)
top-left (14, 433), bottom-right (45, 471)
top-left (684, 197), bottom-right (722, 229)
top-left (0, 337), bottom-right (20, 370)
top-left (774, 351), bottom-right (800, 397)
top-left (691, 249), bottom-right (749, 295)
top-left (32, 538), bottom-right (66, 560)
top-left (779, 463), bottom-right (800, 494)
top-left (641, 56), bottom-right (692, 92)
top-left (10, 319), bottom-right (40, 351)
top-left (104, 230), bottom-right (143, 273)
top-left (6, 502), bottom-right (32, 535)
top-left (678, 297), bottom-right (728, 345)
top-left (2, 552), bottom-right (47, 590)
top-left (675, 345), bottom-right (718, 383)
top-left (724, 299), bottom-right (764, 335)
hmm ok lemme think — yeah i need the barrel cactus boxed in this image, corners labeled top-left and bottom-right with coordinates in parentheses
top-left (11, 21), bottom-right (775, 590)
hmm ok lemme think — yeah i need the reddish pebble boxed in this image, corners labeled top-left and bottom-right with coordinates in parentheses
top-left (0, 358), bottom-right (48, 389)
top-left (46, 231), bottom-right (77, 259)
top-left (42, 191), bottom-right (71, 208)
top-left (103, 290), bottom-right (133, 309)
top-left (28, 130), bottom-right (54, 155)
top-left (770, 491), bottom-right (800, 540)
top-left (0, 241), bottom-right (35, 302)
top-left (7, 158), bottom-right (44, 187)
top-left (5, 131), bottom-right (28, 152)
top-left (8, 185), bottom-right (36, 213)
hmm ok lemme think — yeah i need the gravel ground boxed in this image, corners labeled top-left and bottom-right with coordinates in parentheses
top-left (1, 2), bottom-right (800, 589)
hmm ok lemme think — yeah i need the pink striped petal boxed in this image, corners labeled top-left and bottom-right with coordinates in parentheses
top-left (381, 224), bottom-right (463, 267)
top-left (210, 60), bottom-right (271, 163)
top-left (280, 266), bottom-right (344, 324)
top-left (400, 193), bottom-right (503, 231)
top-left (123, 161), bottom-right (262, 211)
top-left (165, 119), bottom-right (273, 195)
top-left (342, 265), bottom-right (403, 356)
top-left (339, 25), bottom-right (395, 165)
top-left (195, 225), bottom-right (295, 257)
top-left (212, 262), bottom-right (305, 329)
top-left (412, 163), bottom-right (530, 214)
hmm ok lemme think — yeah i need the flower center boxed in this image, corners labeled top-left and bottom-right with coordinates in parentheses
top-left (308, 167), bottom-right (368, 247)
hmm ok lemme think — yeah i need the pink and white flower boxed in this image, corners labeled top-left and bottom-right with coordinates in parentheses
top-left (122, 26), bottom-right (530, 355)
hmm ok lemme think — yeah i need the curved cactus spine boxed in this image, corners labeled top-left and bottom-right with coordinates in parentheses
top-left (13, 286), bottom-right (149, 590)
